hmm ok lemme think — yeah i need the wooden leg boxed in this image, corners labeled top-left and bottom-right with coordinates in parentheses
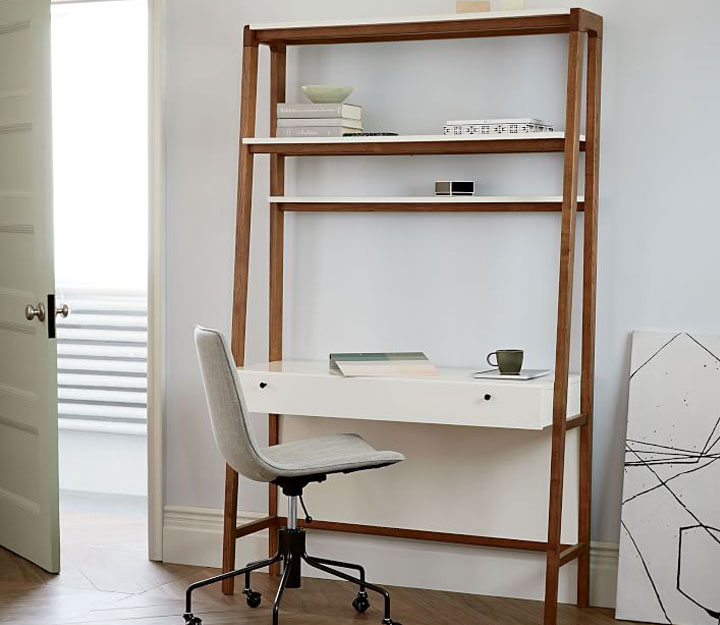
top-left (227, 29), bottom-right (259, 590)
top-left (268, 198), bottom-right (283, 575)
top-left (268, 421), bottom-right (279, 575)
top-left (577, 31), bottom-right (602, 609)
top-left (544, 28), bottom-right (584, 625)
top-left (221, 465), bottom-right (239, 594)
top-left (267, 44), bottom-right (286, 577)
top-left (544, 549), bottom-right (561, 624)
top-left (230, 30), bottom-right (258, 363)
top-left (576, 421), bottom-right (592, 607)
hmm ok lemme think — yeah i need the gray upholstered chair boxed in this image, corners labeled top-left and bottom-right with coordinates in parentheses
top-left (183, 326), bottom-right (405, 625)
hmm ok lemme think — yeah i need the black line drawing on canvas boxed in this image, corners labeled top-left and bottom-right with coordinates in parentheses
top-left (617, 332), bottom-right (720, 625)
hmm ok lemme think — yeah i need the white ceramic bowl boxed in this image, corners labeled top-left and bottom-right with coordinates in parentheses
top-left (301, 85), bottom-right (354, 104)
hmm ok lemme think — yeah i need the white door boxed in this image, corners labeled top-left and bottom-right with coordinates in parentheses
top-left (0, 0), bottom-right (59, 572)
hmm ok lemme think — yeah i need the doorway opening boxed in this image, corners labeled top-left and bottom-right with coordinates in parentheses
top-left (51, 0), bottom-right (150, 564)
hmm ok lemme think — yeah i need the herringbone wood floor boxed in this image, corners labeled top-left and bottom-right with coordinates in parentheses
top-left (0, 493), bottom-right (636, 625)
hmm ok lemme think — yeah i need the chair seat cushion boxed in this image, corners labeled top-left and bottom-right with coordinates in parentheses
top-left (260, 433), bottom-right (405, 478)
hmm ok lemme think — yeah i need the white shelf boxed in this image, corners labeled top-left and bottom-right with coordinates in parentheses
top-left (269, 195), bottom-right (584, 204)
top-left (268, 195), bottom-right (586, 212)
top-left (249, 8), bottom-right (571, 31)
top-left (244, 132), bottom-right (578, 145)
top-left (237, 360), bottom-right (580, 431)
top-left (245, 133), bottom-right (584, 156)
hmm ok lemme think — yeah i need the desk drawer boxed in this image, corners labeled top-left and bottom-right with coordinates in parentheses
top-left (237, 363), bottom-right (580, 430)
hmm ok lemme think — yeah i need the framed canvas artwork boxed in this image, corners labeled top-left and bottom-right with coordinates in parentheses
top-left (616, 331), bottom-right (720, 625)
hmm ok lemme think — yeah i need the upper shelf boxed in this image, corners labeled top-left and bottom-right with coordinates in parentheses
top-left (247, 8), bottom-right (602, 45)
top-left (245, 133), bottom-right (586, 156)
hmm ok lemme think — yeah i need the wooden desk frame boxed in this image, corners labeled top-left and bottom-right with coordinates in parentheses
top-left (223, 9), bottom-right (602, 625)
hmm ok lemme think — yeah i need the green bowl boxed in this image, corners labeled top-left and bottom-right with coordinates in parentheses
top-left (301, 85), bottom-right (354, 104)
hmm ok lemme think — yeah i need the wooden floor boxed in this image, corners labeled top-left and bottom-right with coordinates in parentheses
top-left (0, 492), bottom-right (635, 625)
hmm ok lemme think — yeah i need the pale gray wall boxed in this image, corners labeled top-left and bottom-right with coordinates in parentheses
top-left (165, 0), bottom-right (720, 543)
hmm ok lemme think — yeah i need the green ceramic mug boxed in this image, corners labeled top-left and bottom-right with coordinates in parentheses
top-left (487, 349), bottom-right (524, 375)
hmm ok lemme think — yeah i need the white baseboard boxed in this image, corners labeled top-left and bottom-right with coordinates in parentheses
top-left (163, 506), bottom-right (269, 569)
top-left (163, 506), bottom-right (618, 609)
top-left (588, 540), bottom-right (619, 609)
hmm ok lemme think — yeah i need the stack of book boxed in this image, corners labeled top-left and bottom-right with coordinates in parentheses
top-left (277, 103), bottom-right (362, 137)
top-left (443, 118), bottom-right (555, 136)
top-left (330, 352), bottom-right (439, 378)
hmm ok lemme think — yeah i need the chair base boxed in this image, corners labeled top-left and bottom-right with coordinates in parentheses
top-left (182, 526), bottom-right (401, 625)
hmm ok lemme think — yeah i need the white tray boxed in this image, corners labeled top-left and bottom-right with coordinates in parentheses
top-left (473, 368), bottom-right (551, 381)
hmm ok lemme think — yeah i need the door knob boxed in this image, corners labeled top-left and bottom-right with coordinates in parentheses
top-left (25, 303), bottom-right (46, 322)
top-left (56, 303), bottom-right (70, 318)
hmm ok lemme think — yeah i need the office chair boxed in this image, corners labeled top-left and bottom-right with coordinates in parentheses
top-left (184, 326), bottom-right (406, 625)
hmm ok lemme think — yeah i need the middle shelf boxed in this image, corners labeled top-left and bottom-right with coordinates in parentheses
top-left (245, 132), bottom-right (586, 156)
top-left (269, 195), bottom-right (585, 212)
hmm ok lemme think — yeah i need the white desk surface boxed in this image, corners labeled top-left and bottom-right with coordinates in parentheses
top-left (237, 360), bottom-right (580, 431)
top-left (243, 360), bottom-right (550, 385)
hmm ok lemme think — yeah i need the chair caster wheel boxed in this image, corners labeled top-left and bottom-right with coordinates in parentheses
top-left (381, 619), bottom-right (401, 625)
top-left (244, 590), bottom-right (262, 608)
top-left (352, 591), bottom-right (370, 613)
top-left (183, 613), bottom-right (202, 625)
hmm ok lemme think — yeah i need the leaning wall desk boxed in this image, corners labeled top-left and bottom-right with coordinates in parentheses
top-left (226, 8), bottom-right (602, 625)
top-left (238, 362), bottom-right (582, 431)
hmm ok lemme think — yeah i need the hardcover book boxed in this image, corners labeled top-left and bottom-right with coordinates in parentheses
top-left (277, 117), bottom-right (363, 129)
top-left (277, 127), bottom-right (360, 137)
top-left (330, 352), bottom-right (439, 377)
top-left (277, 103), bottom-right (362, 120)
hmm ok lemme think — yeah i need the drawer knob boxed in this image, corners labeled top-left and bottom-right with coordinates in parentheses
top-left (484, 394), bottom-right (492, 401)
top-left (259, 381), bottom-right (267, 389)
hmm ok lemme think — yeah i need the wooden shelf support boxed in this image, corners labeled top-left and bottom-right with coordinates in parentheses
top-left (224, 25), bottom-right (259, 595)
top-left (267, 42), bottom-right (286, 576)
top-left (543, 26), bottom-right (585, 625)
top-left (235, 516), bottom-right (276, 538)
top-left (278, 517), bottom-right (574, 552)
top-left (559, 542), bottom-right (589, 567)
top-left (577, 26), bottom-right (603, 610)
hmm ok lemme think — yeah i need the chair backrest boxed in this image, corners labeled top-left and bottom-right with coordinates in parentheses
top-left (193, 326), bottom-right (276, 482)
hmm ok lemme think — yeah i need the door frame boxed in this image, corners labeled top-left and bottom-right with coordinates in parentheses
top-left (50, 0), bottom-right (166, 561)
top-left (147, 0), bottom-right (165, 561)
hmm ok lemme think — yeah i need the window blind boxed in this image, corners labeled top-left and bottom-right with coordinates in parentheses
top-left (57, 291), bottom-right (147, 435)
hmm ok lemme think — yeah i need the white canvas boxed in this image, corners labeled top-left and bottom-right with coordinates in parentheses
top-left (616, 332), bottom-right (720, 625)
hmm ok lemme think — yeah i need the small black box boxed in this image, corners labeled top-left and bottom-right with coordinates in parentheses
top-left (434, 181), bottom-right (475, 196)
